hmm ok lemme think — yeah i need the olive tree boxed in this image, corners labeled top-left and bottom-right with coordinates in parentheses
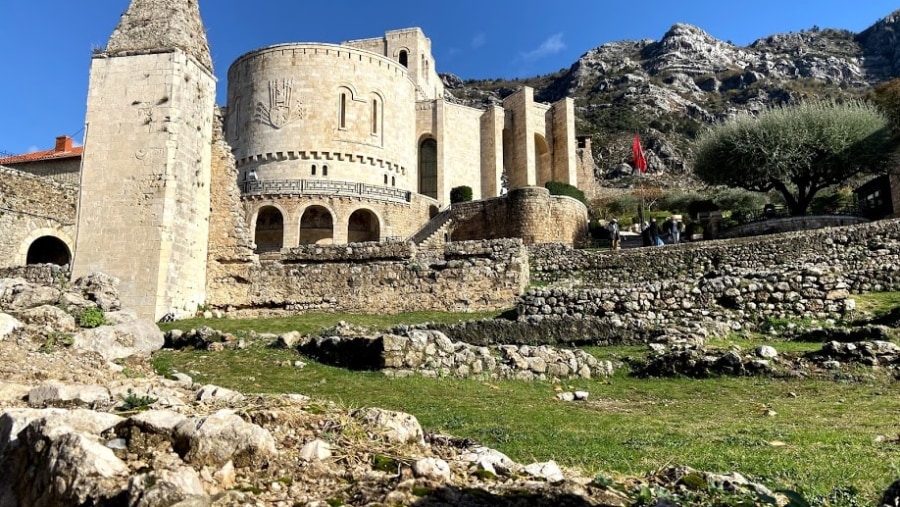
top-left (692, 100), bottom-right (892, 215)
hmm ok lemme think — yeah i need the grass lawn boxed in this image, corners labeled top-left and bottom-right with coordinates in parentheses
top-left (152, 296), bottom-right (900, 505)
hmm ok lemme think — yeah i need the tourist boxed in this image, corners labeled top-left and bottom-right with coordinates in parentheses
top-left (648, 219), bottom-right (663, 246)
top-left (641, 221), bottom-right (652, 247)
top-left (671, 215), bottom-right (682, 244)
top-left (608, 218), bottom-right (621, 250)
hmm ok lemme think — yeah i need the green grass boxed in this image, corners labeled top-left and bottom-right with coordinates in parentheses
top-left (158, 310), bottom-right (507, 335)
top-left (854, 292), bottom-right (900, 317)
top-left (151, 294), bottom-right (900, 504)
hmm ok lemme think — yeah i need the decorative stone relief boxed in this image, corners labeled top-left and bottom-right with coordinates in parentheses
top-left (255, 79), bottom-right (305, 129)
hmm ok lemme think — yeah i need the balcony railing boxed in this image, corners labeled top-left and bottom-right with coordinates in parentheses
top-left (242, 179), bottom-right (411, 203)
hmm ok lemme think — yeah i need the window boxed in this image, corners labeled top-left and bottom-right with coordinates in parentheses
top-left (323, 165), bottom-right (328, 176)
top-left (384, 174), bottom-right (388, 185)
top-left (399, 50), bottom-right (408, 67)
top-left (311, 164), bottom-right (317, 176)
top-left (391, 176), bottom-right (396, 187)
top-left (372, 99), bottom-right (379, 135)
top-left (339, 93), bottom-right (347, 129)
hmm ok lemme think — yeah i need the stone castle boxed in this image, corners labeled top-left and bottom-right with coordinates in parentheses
top-left (0, 0), bottom-right (590, 321)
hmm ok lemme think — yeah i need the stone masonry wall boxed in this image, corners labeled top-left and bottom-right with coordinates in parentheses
top-left (0, 167), bottom-right (77, 267)
top-left (528, 218), bottom-right (900, 292)
top-left (209, 239), bottom-right (528, 316)
top-left (450, 187), bottom-right (588, 246)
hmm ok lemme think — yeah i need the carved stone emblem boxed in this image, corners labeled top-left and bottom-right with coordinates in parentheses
top-left (255, 79), bottom-right (304, 129)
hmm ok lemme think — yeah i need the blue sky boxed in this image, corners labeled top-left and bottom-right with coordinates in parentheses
top-left (1, 0), bottom-right (897, 155)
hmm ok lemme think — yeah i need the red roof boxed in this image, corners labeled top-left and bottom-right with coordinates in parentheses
top-left (0, 136), bottom-right (83, 165)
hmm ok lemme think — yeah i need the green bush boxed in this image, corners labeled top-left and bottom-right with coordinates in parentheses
top-left (544, 181), bottom-right (587, 205)
top-left (77, 307), bottom-right (105, 328)
top-left (450, 186), bottom-right (473, 204)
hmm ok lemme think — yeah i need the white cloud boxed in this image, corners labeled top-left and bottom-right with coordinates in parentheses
top-left (520, 33), bottom-right (566, 61)
top-left (471, 33), bottom-right (486, 49)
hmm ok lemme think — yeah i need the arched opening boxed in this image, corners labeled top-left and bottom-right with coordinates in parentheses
top-left (399, 50), bottom-right (408, 67)
top-left (418, 138), bottom-right (438, 199)
top-left (347, 209), bottom-right (380, 243)
top-left (535, 134), bottom-right (552, 187)
top-left (429, 205), bottom-right (439, 218)
top-left (372, 98), bottom-right (380, 135)
top-left (254, 206), bottom-right (284, 253)
top-left (26, 236), bottom-right (70, 266)
top-left (299, 206), bottom-right (334, 245)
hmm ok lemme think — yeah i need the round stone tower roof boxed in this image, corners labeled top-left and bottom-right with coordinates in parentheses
top-left (105, 0), bottom-right (213, 74)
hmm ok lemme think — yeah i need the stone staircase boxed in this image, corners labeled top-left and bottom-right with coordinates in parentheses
top-left (409, 208), bottom-right (453, 247)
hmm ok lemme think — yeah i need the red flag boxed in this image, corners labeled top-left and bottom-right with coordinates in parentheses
top-left (632, 134), bottom-right (647, 173)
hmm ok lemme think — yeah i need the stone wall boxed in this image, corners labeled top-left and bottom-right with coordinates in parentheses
top-left (207, 239), bottom-right (528, 316)
top-left (0, 264), bottom-right (70, 288)
top-left (528, 218), bottom-right (900, 291)
top-left (299, 327), bottom-right (613, 380)
top-left (0, 167), bottom-right (77, 267)
top-left (450, 187), bottom-right (588, 246)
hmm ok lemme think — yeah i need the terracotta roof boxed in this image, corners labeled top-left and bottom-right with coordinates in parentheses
top-left (0, 138), bottom-right (83, 165)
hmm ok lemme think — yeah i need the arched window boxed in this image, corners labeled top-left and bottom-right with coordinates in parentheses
top-left (348, 209), bottom-right (380, 243)
top-left (372, 99), bottom-right (379, 135)
top-left (399, 50), bottom-right (408, 67)
top-left (323, 165), bottom-right (328, 176)
top-left (339, 92), bottom-right (347, 129)
top-left (418, 138), bottom-right (438, 199)
top-left (26, 236), bottom-right (71, 266)
top-left (311, 164), bottom-right (317, 176)
top-left (384, 174), bottom-right (388, 185)
top-left (391, 176), bottom-right (396, 187)
top-left (254, 206), bottom-right (284, 253)
top-left (299, 206), bottom-right (334, 245)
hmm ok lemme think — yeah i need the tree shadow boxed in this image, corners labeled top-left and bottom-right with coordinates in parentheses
top-left (410, 484), bottom-right (619, 507)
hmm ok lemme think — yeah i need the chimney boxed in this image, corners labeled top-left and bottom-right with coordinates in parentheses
top-left (54, 135), bottom-right (73, 153)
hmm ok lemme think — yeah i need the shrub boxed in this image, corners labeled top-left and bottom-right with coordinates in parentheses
top-left (450, 186), bottom-right (473, 204)
top-left (77, 307), bottom-right (105, 328)
top-left (545, 181), bottom-right (587, 205)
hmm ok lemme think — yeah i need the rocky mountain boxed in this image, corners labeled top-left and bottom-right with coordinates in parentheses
top-left (443, 9), bottom-right (900, 182)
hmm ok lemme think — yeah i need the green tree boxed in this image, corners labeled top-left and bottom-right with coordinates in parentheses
top-left (692, 100), bottom-right (892, 215)
top-left (871, 78), bottom-right (900, 131)
top-left (450, 186), bottom-right (473, 204)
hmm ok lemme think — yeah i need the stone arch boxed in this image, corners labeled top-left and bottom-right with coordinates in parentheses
top-left (347, 208), bottom-right (381, 243)
top-left (370, 90), bottom-right (384, 136)
top-left (251, 205), bottom-right (286, 253)
top-left (15, 228), bottom-right (74, 267)
top-left (397, 49), bottom-right (409, 67)
top-left (298, 204), bottom-right (335, 245)
top-left (418, 136), bottom-right (438, 199)
top-left (535, 133), bottom-right (552, 187)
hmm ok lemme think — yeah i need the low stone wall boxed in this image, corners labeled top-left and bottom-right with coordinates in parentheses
top-left (519, 264), bottom-right (855, 332)
top-left (719, 215), bottom-right (869, 239)
top-left (0, 265), bottom-right (70, 288)
top-left (209, 239), bottom-right (528, 316)
top-left (450, 187), bottom-right (588, 246)
top-left (300, 328), bottom-right (613, 380)
top-left (528, 219), bottom-right (900, 292)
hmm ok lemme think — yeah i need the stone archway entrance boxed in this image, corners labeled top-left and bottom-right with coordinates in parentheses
top-left (299, 206), bottom-right (334, 245)
top-left (26, 236), bottom-right (71, 266)
top-left (254, 206), bottom-right (284, 253)
top-left (347, 209), bottom-right (380, 243)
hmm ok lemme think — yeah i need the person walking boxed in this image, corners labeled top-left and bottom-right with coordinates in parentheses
top-left (608, 218), bottom-right (621, 250)
top-left (648, 218), bottom-right (663, 246)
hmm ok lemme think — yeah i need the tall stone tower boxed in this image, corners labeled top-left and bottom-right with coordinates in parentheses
top-left (72, 0), bottom-right (216, 320)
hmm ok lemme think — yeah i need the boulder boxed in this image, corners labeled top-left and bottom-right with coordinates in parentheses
top-left (127, 466), bottom-right (206, 507)
top-left (28, 382), bottom-right (111, 408)
top-left (354, 407), bottom-right (424, 445)
top-left (0, 313), bottom-right (22, 340)
top-left (72, 320), bottom-right (164, 360)
top-left (15, 305), bottom-right (77, 332)
top-left (458, 446), bottom-right (520, 475)
top-left (8, 284), bottom-right (60, 312)
top-left (173, 410), bottom-right (277, 467)
top-left (73, 272), bottom-right (121, 311)
top-left (195, 385), bottom-right (245, 404)
top-left (524, 460), bottom-right (565, 482)
top-left (413, 457), bottom-right (451, 482)
top-left (299, 439), bottom-right (332, 461)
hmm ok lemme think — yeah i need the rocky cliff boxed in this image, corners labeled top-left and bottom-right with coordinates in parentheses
top-left (443, 9), bottom-right (900, 182)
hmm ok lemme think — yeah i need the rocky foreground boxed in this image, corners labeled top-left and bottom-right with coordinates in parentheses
top-left (4, 273), bottom-right (900, 506)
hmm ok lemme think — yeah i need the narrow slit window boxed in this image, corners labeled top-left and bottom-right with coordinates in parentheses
top-left (339, 93), bottom-right (347, 129)
top-left (323, 165), bottom-right (328, 176)
top-left (384, 174), bottom-right (388, 185)
top-left (372, 99), bottom-right (379, 134)
top-left (391, 176), bottom-right (396, 187)
top-left (311, 164), bottom-right (317, 176)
